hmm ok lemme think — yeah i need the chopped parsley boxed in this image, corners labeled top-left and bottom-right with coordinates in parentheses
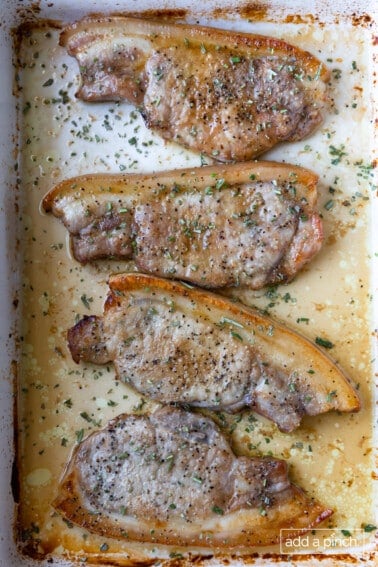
top-left (326, 390), bottom-right (337, 402)
top-left (75, 429), bottom-right (84, 443)
top-left (80, 294), bottom-right (93, 310)
top-left (315, 336), bottom-right (334, 349)
top-left (329, 144), bottom-right (348, 165)
top-left (363, 524), bottom-right (377, 533)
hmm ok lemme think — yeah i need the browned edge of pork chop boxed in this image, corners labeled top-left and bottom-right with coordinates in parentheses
top-left (53, 406), bottom-right (332, 549)
top-left (59, 16), bottom-right (330, 162)
top-left (67, 273), bottom-right (360, 432)
top-left (42, 161), bottom-right (323, 290)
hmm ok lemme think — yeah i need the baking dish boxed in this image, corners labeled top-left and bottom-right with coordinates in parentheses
top-left (0, 0), bottom-right (377, 565)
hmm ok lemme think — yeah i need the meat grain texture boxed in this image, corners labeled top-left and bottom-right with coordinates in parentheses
top-left (43, 162), bottom-right (323, 289)
top-left (54, 406), bottom-right (332, 547)
top-left (60, 17), bottom-right (330, 162)
top-left (67, 274), bottom-right (360, 433)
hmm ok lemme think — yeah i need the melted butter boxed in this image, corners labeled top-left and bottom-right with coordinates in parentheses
top-left (16, 18), bottom-right (376, 563)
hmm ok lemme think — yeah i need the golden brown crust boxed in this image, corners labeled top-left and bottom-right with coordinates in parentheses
top-left (42, 160), bottom-right (318, 211)
top-left (42, 161), bottom-right (323, 289)
top-left (59, 17), bottom-right (330, 161)
top-left (60, 16), bottom-right (330, 82)
top-left (106, 273), bottom-right (360, 414)
top-left (54, 411), bottom-right (332, 549)
top-left (54, 472), bottom-right (331, 548)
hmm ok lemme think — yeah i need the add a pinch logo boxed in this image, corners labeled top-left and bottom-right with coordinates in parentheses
top-left (280, 528), bottom-right (369, 555)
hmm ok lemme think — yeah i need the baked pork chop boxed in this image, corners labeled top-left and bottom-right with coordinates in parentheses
top-left (43, 161), bottom-right (323, 289)
top-left (60, 16), bottom-right (330, 162)
top-left (67, 274), bottom-right (360, 432)
top-left (54, 406), bottom-right (332, 548)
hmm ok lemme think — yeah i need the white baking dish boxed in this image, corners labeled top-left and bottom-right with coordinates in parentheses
top-left (0, 0), bottom-right (377, 565)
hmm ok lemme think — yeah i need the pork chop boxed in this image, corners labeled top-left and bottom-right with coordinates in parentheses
top-left (43, 161), bottom-right (323, 289)
top-left (67, 273), bottom-right (360, 432)
top-left (60, 16), bottom-right (330, 162)
top-left (54, 405), bottom-right (332, 548)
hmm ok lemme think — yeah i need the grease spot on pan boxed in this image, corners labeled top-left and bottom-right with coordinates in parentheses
top-left (26, 467), bottom-right (52, 487)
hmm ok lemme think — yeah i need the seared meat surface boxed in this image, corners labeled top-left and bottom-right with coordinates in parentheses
top-left (43, 162), bottom-right (323, 289)
top-left (67, 274), bottom-right (360, 432)
top-left (54, 406), bottom-right (332, 547)
top-left (60, 17), bottom-right (330, 162)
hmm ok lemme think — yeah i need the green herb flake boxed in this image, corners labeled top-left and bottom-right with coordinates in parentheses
top-left (215, 178), bottom-right (226, 190)
top-left (355, 161), bottom-right (375, 180)
top-left (297, 317), bottom-right (309, 324)
top-left (332, 68), bottom-right (342, 80)
top-left (230, 330), bottom-right (243, 341)
top-left (324, 199), bottom-right (334, 211)
top-left (212, 505), bottom-right (224, 515)
top-left (42, 78), bottom-right (54, 87)
top-left (313, 63), bottom-right (323, 81)
top-left (80, 412), bottom-right (92, 422)
top-left (315, 336), bottom-right (334, 349)
top-left (200, 153), bottom-right (209, 166)
top-left (363, 524), bottom-right (377, 533)
top-left (329, 144), bottom-right (348, 165)
top-left (76, 429), bottom-right (84, 443)
top-left (80, 294), bottom-right (93, 310)
top-left (219, 316), bottom-right (244, 329)
top-left (326, 390), bottom-right (337, 403)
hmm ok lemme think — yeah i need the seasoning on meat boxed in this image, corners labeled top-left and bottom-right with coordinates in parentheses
top-left (42, 161), bottom-right (323, 289)
top-left (67, 273), bottom-right (360, 432)
top-left (53, 406), bottom-right (332, 547)
top-left (60, 16), bottom-right (330, 162)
